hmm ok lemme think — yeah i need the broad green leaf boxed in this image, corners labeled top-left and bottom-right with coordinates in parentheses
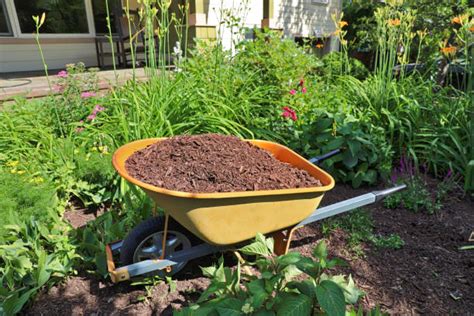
top-left (275, 293), bottom-right (312, 316)
top-left (281, 264), bottom-right (302, 281)
top-left (3, 287), bottom-right (38, 315)
top-left (325, 137), bottom-right (345, 151)
top-left (240, 234), bottom-right (271, 257)
top-left (343, 151), bottom-right (358, 169)
top-left (313, 241), bottom-right (328, 259)
top-left (287, 280), bottom-right (316, 299)
top-left (247, 279), bottom-right (268, 308)
top-left (276, 252), bottom-right (302, 266)
top-left (347, 140), bottom-right (361, 156)
top-left (340, 275), bottom-right (364, 304)
top-left (315, 280), bottom-right (346, 316)
top-left (200, 265), bottom-right (217, 278)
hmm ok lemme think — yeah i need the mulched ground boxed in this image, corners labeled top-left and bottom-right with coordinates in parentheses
top-left (126, 134), bottom-right (321, 193)
top-left (24, 183), bottom-right (474, 315)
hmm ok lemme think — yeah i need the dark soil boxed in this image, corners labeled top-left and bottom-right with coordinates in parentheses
top-left (125, 134), bottom-right (321, 193)
top-left (25, 183), bottom-right (474, 315)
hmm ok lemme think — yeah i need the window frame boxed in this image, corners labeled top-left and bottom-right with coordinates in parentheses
top-left (0, 0), bottom-right (13, 36)
top-left (3, 0), bottom-right (96, 38)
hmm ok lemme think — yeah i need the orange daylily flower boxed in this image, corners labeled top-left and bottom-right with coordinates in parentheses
top-left (451, 14), bottom-right (468, 25)
top-left (388, 19), bottom-right (401, 26)
top-left (339, 21), bottom-right (348, 28)
top-left (469, 26), bottom-right (474, 32)
top-left (440, 45), bottom-right (457, 56)
top-left (316, 43), bottom-right (324, 49)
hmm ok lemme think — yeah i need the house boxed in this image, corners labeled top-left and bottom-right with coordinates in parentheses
top-left (0, 0), bottom-right (341, 74)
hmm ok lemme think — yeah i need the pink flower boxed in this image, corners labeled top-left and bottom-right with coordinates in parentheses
top-left (57, 70), bottom-right (68, 78)
top-left (289, 89), bottom-right (296, 95)
top-left (302, 87), bottom-right (307, 94)
top-left (281, 106), bottom-right (297, 121)
top-left (87, 113), bottom-right (97, 121)
top-left (93, 104), bottom-right (105, 113)
top-left (52, 84), bottom-right (64, 92)
top-left (81, 91), bottom-right (96, 98)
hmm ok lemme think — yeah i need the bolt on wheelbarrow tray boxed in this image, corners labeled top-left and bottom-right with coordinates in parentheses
top-left (113, 138), bottom-right (335, 246)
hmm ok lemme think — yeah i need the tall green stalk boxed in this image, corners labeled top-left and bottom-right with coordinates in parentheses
top-left (32, 13), bottom-right (51, 91)
top-left (105, 0), bottom-right (118, 82)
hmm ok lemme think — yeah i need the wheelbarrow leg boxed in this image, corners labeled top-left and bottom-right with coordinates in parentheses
top-left (271, 226), bottom-right (298, 256)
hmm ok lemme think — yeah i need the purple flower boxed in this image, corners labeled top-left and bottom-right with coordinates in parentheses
top-left (81, 91), bottom-right (96, 98)
top-left (391, 172), bottom-right (398, 184)
top-left (87, 113), bottom-right (97, 121)
top-left (57, 70), bottom-right (68, 78)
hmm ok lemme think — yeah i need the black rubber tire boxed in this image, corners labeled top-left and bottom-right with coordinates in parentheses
top-left (120, 216), bottom-right (198, 274)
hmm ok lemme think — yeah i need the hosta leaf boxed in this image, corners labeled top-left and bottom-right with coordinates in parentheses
top-left (275, 293), bottom-right (312, 316)
top-left (315, 280), bottom-right (346, 316)
top-left (347, 140), bottom-right (361, 156)
top-left (343, 151), bottom-right (358, 169)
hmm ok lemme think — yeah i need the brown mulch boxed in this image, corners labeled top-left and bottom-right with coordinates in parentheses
top-left (25, 184), bottom-right (474, 315)
top-left (125, 134), bottom-right (321, 193)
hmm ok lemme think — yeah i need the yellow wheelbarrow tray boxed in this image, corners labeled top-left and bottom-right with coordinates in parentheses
top-left (107, 137), bottom-right (406, 283)
top-left (113, 138), bottom-right (335, 246)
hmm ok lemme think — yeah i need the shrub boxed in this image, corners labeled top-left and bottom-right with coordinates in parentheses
top-left (176, 234), bottom-right (364, 316)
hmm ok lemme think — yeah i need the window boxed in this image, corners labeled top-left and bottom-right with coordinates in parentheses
top-left (92, 0), bottom-right (120, 34)
top-left (0, 0), bottom-right (12, 35)
top-left (13, 0), bottom-right (89, 34)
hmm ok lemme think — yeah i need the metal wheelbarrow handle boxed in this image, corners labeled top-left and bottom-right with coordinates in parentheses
top-left (309, 149), bottom-right (341, 166)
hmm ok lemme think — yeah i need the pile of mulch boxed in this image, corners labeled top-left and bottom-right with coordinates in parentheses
top-left (125, 134), bottom-right (321, 193)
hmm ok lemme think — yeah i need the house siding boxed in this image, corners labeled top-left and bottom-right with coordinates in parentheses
top-left (273, 0), bottom-right (340, 37)
top-left (0, 42), bottom-right (99, 73)
top-left (206, 0), bottom-right (264, 51)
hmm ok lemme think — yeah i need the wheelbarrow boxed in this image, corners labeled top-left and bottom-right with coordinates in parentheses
top-left (106, 138), bottom-right (405, 282)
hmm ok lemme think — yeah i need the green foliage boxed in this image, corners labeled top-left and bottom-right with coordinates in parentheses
top-left (235, 29), bottom-right (322, 93)
top-left (0, 171), bottom-right (57, 235)
top-left (176, 235), bottom-right (363, 315)
top-left (322, 209), bottom-right (405, 254)
top-left (290, 109), bottom-right (392, 187)
top-left (0, 174), bottom-right (77, 314)
top-left (318, 52), bottom-right (369, 80)
top-left (384, 173), bottom-right (459, 214)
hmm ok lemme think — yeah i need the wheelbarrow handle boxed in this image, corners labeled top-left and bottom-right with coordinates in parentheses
top-left (309, 149), bottom-right (341, 166)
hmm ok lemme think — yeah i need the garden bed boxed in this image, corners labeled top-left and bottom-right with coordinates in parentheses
top-left (24, 182), bottom-right (474, 315)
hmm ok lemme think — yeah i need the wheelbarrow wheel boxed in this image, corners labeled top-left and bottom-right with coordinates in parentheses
top-left (120, 216), bottom-right (197, 276)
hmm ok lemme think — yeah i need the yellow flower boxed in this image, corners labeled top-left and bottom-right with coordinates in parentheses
top-left (10, 169), bottom-right (17, 174)
top-left (339, 21), bottom-right (348, 28)
top-left (333, 29), bottom-right (341, 36)
top-left (388, 19), bottom-right (401, 26)
top-left (30, 177), bottom-right (45, 184)
top-left (17, 170), bottom-right (26, 175)
top-left (6, 160), bottom-right (19, 167)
